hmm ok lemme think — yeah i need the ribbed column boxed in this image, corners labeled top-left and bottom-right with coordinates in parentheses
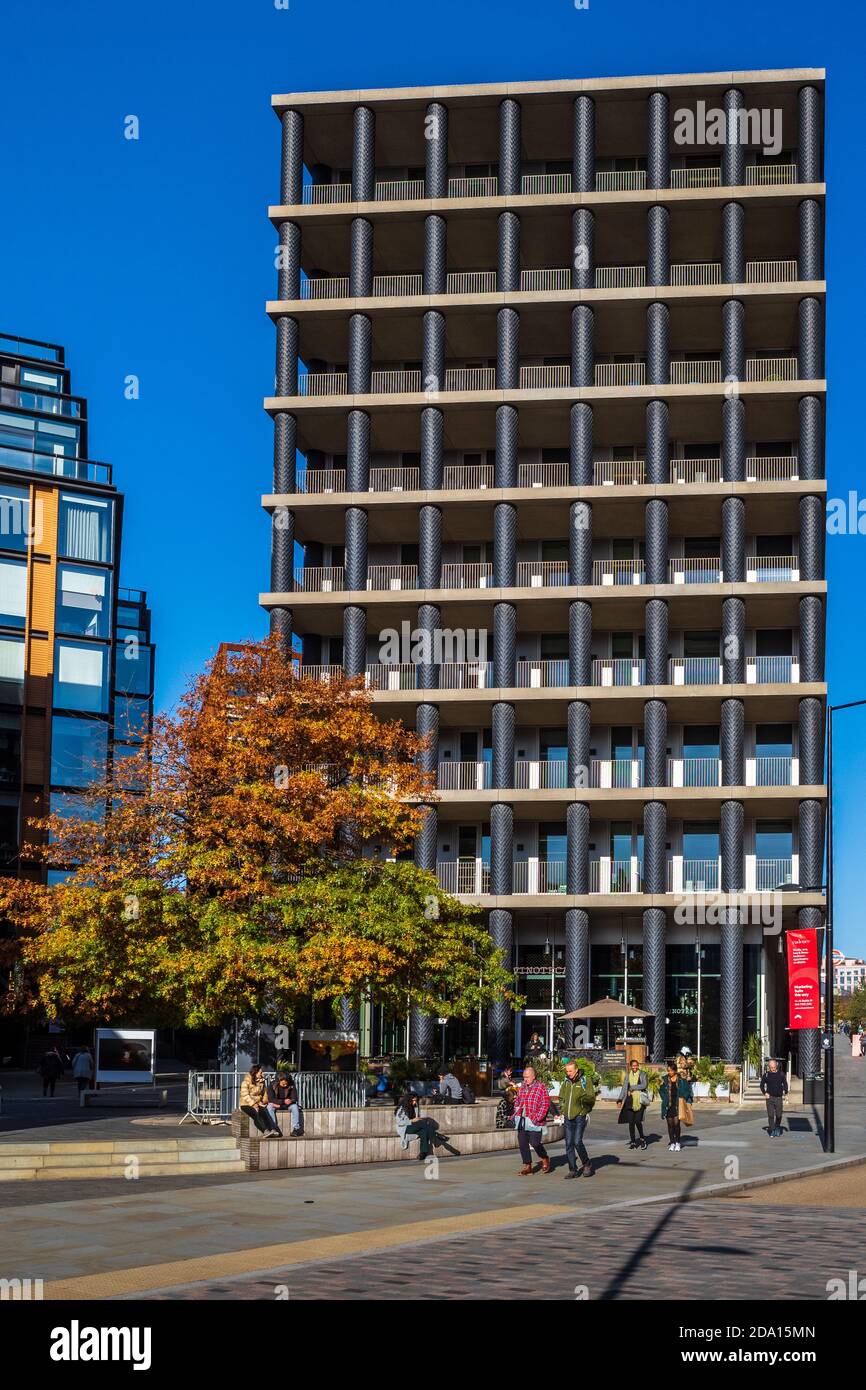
top-left (797, 905), bottom-right (823, 1078)
top-left (270, 404), bottom-right (295, 655)
top-left (722, 395), bottom-right (745, 482)
top-left (275, 316), bottom-right (299, 397)
top-left (564, 910), bottom-right (590, 1017)
top-left (645, 598), bottom-right (668, 687)
top-left (798, 696), bottom-right (825, 787)
top-left (799, 199), bottom-right (823, 281)
top-left (799, 798), bottom-right (825, 891)
top-left (343, 607), bottom-right (366, 678)
top-left (721, 698), bottom-right (745, 786)
top-left (721, 799), bottom-right (744, 891)
top-left (569, 402), bottom-right (593, 485)
top-left (418, 505), bottom-right (442, 589)
top-left (722, 89), bottom-right (745, 187)
top-left (797, 86), bottom-right (822, 184)
top-left (799, 494), bottom-right (825, 581)
top-left (646, 302), bottom-right (669, 385)
top-left (644, 698), bottom-right (667, 788)
top-left (647, 205), bottom-right (670, 287)
top-left (568, 601), bottom-right (592, 687)
top-left (570, 305), bottom-right (594, 387)
top-left (722, 299), bottom-right (745, 381)
top-left (798, 297), bottom-right (823, 381)
top-left (645, 499), bottom-right (668, 585)
top-left (647, 91), bottom-right (669, 189)
top-left (488, 909), bottom-right (514, 1063)
top-left (417, 603), bottom-right (440, 691)
top-left (722, 597), bottom-right (745, 683)
top-left (566, 802), bottom-right (589, 894)
top-left (346, 409), bottom-right (370, 491)
top-left (280, 109), bottom-right (304, 206)
top-left (344, 506), bottom-right (368, 591)
top-left (499, 98), bottom-right (521, 195)
top-left (269, 602), bottom-right (293, 653)
top-left (572, 95), bottom-right (595, 193)
top-left (646, 399), bottom-right (670, 484)
top-left (720, 798), bottom-right (744, 1063)
top-left (277, 221), bottom-right (301, 301)
top-left (643, 800), bottom-right (667, 895)
top-left (423, 214), bottom-right (447, 295)
top-left (416, 703), bottom-right (439, 776)
top-left (643, 908), bottom-right (666, 1061)
top-left (420, 406), bottom-right (444, 489)
top-left (409, 1008), bottom-right (436, 1059)
top-left (495, 405), bottom-right (518, 487)
top-left (349, 217), bottom-right (373, 298)
top-left (569, 501), bottom-right (592, 585)
top-left (273, 412), bottom-right (297, 495)
top-left (414, 804), bottom-right (438, 872)
top-left (347, 313), bottom-right (372, 394)
top-left (799, 596), bottom-right (825, 682)
top-left (352, 106), bottom-right (375, 202)
top-left (338, 999), bottom-right (361, 1033)
top-left (497, 307), bottom-right (520, 390)
top-left (722, 202), bottom-right (745, 284)
top-left (423, 309), bottom-right (445, 394)
top-left (493, 603), bottom-right (517, 688)
top-left (425, 101), bottom-right (448, 198)
top-left (571, 208), bottom-right (594, 290)
top-left (494, 503), bottom-right (517, 587)
top-left (721, 495), bottom-right (745, 583)
top-left (798, 397), bottom-right (823, 481)
top-left (498, 211), bottom-right (521, 293)
top-left (490, 803), bottom-right (513, 895)
top-left (491, 702), bottom-right (515, 790)
top-left (567, 700), bottom-right (591, 788)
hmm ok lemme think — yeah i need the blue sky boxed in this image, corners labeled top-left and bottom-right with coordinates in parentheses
top-left (2, 0), bottom-right (864, 952)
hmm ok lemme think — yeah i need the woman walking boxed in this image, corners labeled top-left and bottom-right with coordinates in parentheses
top-left (659, 1061), bottom-right (694, 1152)
top-left (617, 1058), bottom-right (649, 1150)
top-left (852, 1027), bottom-right (863, 1060)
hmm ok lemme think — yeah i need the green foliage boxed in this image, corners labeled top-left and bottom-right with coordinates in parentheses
top-left (742, 1032), bottom-right (763, 1069)
top-left (601, 1068), bottom-right (625, 1089)
top-left (645, 1068), bottom-right (663, 1098)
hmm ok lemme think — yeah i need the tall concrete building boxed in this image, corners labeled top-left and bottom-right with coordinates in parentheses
top-left (261, 70), bottom-right (826, 1073)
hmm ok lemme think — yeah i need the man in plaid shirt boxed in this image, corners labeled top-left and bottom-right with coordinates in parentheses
top-left (512, 1067), bottom-right (551, 1175)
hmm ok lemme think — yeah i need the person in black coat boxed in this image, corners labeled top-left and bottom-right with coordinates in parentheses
top-left (760, 1058), bottom-right (788, 1137)
top-left (38, 1048), bottom-right (64, 1098)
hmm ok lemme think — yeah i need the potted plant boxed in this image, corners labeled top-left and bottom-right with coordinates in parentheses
top-left (599, 1068), bottom-right (624, 1099)
top-left (645, 1068), bottom-right (663, 1101)
top-left (743, 1032), bottom-right (762, 1078)
top-left (708, 1061), bottom-right (728, 1099)
top-left (691, 1056), bottom-right (713, 1098)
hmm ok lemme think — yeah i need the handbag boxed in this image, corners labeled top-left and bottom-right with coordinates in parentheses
top-left (678, 1097), bottom-right (694, 1126)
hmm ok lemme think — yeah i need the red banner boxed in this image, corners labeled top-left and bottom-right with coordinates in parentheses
top-left (787, 929), bottom-right (821, 1030)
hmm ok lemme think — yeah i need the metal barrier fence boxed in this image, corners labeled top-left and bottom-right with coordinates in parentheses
top-left (183, 1070), bottom-right (367, 1124)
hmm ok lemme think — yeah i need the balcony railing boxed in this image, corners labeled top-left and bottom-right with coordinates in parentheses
top-left (594, 362), bottom-right (647, 387)
top-left (592, 658), bottom-right (646, 687)
top-left (755, 858), bottom-right (793, 890)
top-left (745, 357), bottom-right (800, 382)
top-left (300, 276), bottom-right (351, 300)
top-left (444, 366), bottom-right (496, 392)
top-left (518, 461), bottom-right (569, 488)
top-left (670, 167), bottom-right (721, 189)
top-left (677, 859), bottom-right (721, 892)
top-left (368, 565), bottom-right (419, 590)
top-left (371, 273), bottom-right (424, 297)
top-left (516, 561), bottom-right (570, 588)
top-left (745, 163), bottom-right (797, 186)
top-left (296, 468), bottom-right (347, 493)
top-left (436, 861), bottom-right (490, 895)
top-left (668, 757), bottom-right (722, 787)
top-left (589, 859), bottom-right (643, 893)
top-left (670, 262), bottom-right (722, 286)
top-left (370, 466), bottom-right (420, 491)
top-left (746, 455), bottom-right (799, 482)
top-left (440, 562), bottom-right (493, 590)
top-left (520, 268), bottom-right (572, 292)
top-left (298, 372), bottom-right (348, 396)
top-left (446, 271), bottom-right (497, 294)
top-left (593, 459), bottom-right (646, 486)
top-left (513, 861), bottom-right (568, 893)
top-left (753, 756), bottom-right (794, 787)
top-left (443, 463), bottom-right (495, 490)
top-left (669, 657), bottom-right (723, 685)
top-left (301, 182), bottom-right (352, 205)
top-left (374, 179), bottom-right (425, 202)
top-left (437, 761), bottom-right (492, 790)
top-left (747, 656), bottom-right (797, 684)
top-left (745, 259), bottom-right (799, 284)
top-left (594, 265), bottom-right (647, 289)
top-left (669, 556), bottom-right (723, 584)
top-left (671, 359), bottom-right (723, 385)
top-left (670, 458), bottom-right (722, 483)
top-left (590, 758), bottom-right (644, 788)
top-left (519, 364), bottom-right (570, 390)
top-left (514, 759), bottom-right (570, 789)
top-left (293, 566), bottom-right (345, 593)
top-left (747, 556), bottom-right (799, 582)
top-left (592, 559), bottom-right (646, 585)
top-left (448, 175), bottom-right (498, 199)
top-left (0, 443), bottom-right (111, 485)
top-left (595, 170), bottom-right (647, 191)
top-left (0, 386), bottom-right (81, 417)
top-left (516, 659), bottom-right (570, 689)
top-left (521, 173), bottom-right (573, 196)
top-left (372, 368), bottom-right (422, 394)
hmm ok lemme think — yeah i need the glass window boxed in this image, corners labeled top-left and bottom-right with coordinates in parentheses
top-left (56, 565), bottom-right (110, 638)
top-left (114, 641), bottom-right (152, 697)
top-left (59, 494), bottom-right (113, 563)
top-left (113, 696), bottom-right (149, 741)
top-left (0, 714), bottom-right (21, 787)
top-left (50, 715), bottom-right (109, 788)
top-left (54, 641), bottom-right (109, 713)
top-left (0, 483), bottom-right (31, 553)
top-left (0, 558), bottom-right (26, 627)
top-left (0, 636), bottom-right (25, 684)
top-left (49, 792), bottom-right (105, 843)
top-left (0, 796), bottom-right (19, 870)
top-left (112, 743), bottom-right (146, 791)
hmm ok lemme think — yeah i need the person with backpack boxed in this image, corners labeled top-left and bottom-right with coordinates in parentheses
top-left (557, 1059), bottom-right (595, 1179)
top-left (617, 1058), bottom-right (649, 1150)
top-left (512, 1066), bottom-right (551, 1175)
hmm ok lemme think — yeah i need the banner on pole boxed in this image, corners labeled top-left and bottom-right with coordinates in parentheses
top-left (786, 929), bottom-right (821, 1030)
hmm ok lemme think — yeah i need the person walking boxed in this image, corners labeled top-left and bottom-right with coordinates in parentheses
top-left (659, 1061), bottom-right (693, 1151)
top-left (267, 1072), bottom-right (301, 1137)
top-left (617, 1058), bottom-right (649, 1150)
top-left (239, 1064), bottom-right (280, 1138)
top-left (71, 1047), bottom-right (93, 1096)
top-left (38, 1047), bottom-right (65, 1098)
top-left (759, 1058), bottom-right (788, 1137)
top-left (512, 1066), bottom-right (552, 1175)
top-left (557, 1059), bottom-right (595, 1179)
top-left (853, 1027), bottom-right (863, 1060)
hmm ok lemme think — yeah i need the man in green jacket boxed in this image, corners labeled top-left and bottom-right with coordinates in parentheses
top-left (557, 1060), bottom-right (595, 1179)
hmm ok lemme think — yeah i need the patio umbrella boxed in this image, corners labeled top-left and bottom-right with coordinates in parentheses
top-left (559, 997), bottom-right (654, 1049)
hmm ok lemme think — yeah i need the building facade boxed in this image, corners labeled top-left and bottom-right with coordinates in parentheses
top-left (261, 71), bottom-right (827, 1068)
top-left (824, 950), bottom-right (866, 997)
top-left (0, 333), bottom-right (154, 904)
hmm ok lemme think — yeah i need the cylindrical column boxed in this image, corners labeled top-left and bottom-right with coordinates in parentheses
top-left (494, 502), bottom-right (517, 588)
top-left (493, 602), bottom-right (517, 688)
top-left (722, 395), bottom-right (745, 482)
top-left (343, 606), bottom-right (367, 678)
top-left (418, 505), bottom-right (442, 589)
top-left (645, 598), bottom-right (668, 687)
top-left (570, 305), bottom-right (594, 388)
top-left (798, 696), bottom-right (825, 787)
top-left (645, 498), bottom-right (669, 585)
top-left (722, 495), bottom-right (745, 583)
top-left (798, 297), bottom-right (823, 380)
top-left (280, 109), bottom-right (304, 206)
top-left (647, 205), bottom-right (670, 287)
top-left (414, 804), bottom-right (438, 871)
top-left (643, 907), bottom-right (666, 1061)
top-left (643, 801), bottom-right (667, 894)
top-left (646, 302), bottom-right (669, 385)
top-left (799, 596), bottom-right (825, 682)
top-left (567, 700), bottom-right (591, 788)
top-left (797, 86), bottom-right (822, 185)
top-left (495, 405), bottom-right (518, 487)
top-left (338, 999), bottom-right (361, 1034)
top-left (499, 98), bottom-right (522, 195)
top-left (416, 703), bottom-right (440, 776)
top-left (569, 500), bottom-right (592, 586)
top-left (420, 406), bottom-right (444, 490)
top-left (352, 105), bottom-right (375, 202)
top-left (490, 802), bottom-right (513, 895)
top-left (644, 698), bottom-right (667, 789)
top-left (410, 1008), bottom-right (436, 1059)
top-left (498, 211), bottom-right (521, 293)
top-left (349, 217), bottom-right (373, 298)
top-left (572, 95), bottom-right (595, 193)
top-left (275, 316), bottom-right (299, 396)
top-left (347, 313), bottom-right (372, 394)
top-left (569, 402), bottom-right (593, 485)
top-left (721, 697), bottom-right (745, 786)
top-left (423, 309), bottom-right (445, 394)
top-left (497, 307), bottom-right (520, 390)
top-left (799, 798), bottom-right (825, 891)
top-left (567, 802), bottom-right (590, 894)
top-left (346, 409), bottom-right (370, 491)
top-left (492, 702), bottom-right (515, 790)
top-left (269, 497), bottom-right (292, 650)
top-left (568, 600), bottom-right (592, 687)
top-left (799, 199), bottom-right (823, 281)
top-left (571, 208), bottom-right (594, 290)
top-left (269, 602), bottom-right (292, 653)
top-left (722, 299), bottom-right (745, 381)
top-left (799, 495), bottom-right (825, 581)
top-left (722, 89), bottom-right (745, 187)
top-left (344, 506), bottom-right (368, 591)
top-left (417, 602), bottom-right (441, 691)
top-left (647, 91), bottom-right (669, 190)
top-left (722, 597), bottom-right (745, 684)
top-left (425, 101), bottom-right (449, 199)
top-left (646, 399), bottom-right (670, 485)
top-left (798, 396), bottom-right (823, 481)
top-left (719, 903), bottom-right (743, 1063)
top-left (424, 214), bottom-right (447, 295)
top-left (488, 909), bottom-right (514, 1063)
top-left (277, 221), bottom-right (301, 301)
top-left (722, 202), bottom-right (745, 284)
top-left (273, 411), bottom-right (297, 494)
top-left (564, 909), bottom-right (590, 1019)
top-left (721, 799), bottom-right (744, 892)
